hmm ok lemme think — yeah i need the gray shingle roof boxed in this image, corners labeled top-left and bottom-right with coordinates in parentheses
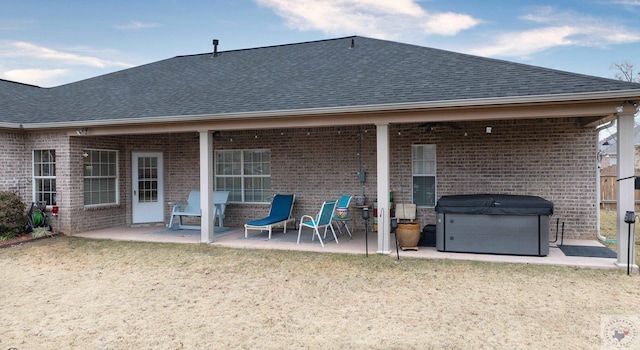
top-left (4, 36), bottom-right (640, 125)
top-left (0, 79), bottom-right (43, 124)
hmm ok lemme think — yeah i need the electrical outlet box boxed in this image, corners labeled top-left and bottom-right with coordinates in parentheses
top-left (358, 171), bottom-right (366, 183)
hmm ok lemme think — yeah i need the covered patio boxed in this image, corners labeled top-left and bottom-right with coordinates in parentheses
top-left (71, 225), bottom-right (620, 270)
top-left (5, 36), bottom-right (640, 272)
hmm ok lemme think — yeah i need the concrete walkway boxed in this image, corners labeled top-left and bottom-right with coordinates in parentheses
top-left (71, 225), bottom-right (621, 270)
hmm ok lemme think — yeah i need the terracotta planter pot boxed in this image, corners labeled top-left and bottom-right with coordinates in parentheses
top-left (396, 222), bottom-right (420, 251)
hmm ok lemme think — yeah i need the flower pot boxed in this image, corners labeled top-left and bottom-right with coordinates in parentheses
top-left (335, 208), bottom-right (349, 219)
top-left (396, 222), bottom-right (420, 251)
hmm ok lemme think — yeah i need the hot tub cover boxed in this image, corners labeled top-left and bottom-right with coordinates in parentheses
top-left (435, 194), bottom-right (553, 216)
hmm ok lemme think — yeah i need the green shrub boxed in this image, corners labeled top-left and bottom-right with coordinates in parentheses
top-left (0, 191), bottom-right (27, 240)
top-left (31, 226), bottom-right (52, 238)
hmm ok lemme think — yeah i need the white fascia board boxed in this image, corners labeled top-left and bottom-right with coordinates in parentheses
top-left (0, 122), bottom-right (24, 129)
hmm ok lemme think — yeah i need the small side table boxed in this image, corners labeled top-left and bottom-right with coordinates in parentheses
top-left (332, 217), bottom-right (353, 238)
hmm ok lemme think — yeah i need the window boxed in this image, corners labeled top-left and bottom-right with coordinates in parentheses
top-left (215, 149), bottom-right (271, 202)
top-left (33, 150), bottom-right (56, 205)
top-left (83, 149), bottom-right (118, 206)
top-left (412, 145), bottom-right (436, 207)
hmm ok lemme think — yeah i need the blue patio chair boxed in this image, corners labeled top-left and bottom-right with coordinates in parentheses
top-left (213, 191), bottom-right (231, 229)
top-left (332, 195), bottom-right (353, 238)
top-left (297, 200), bottom-right (338, 247)
top-left (167, 190), bottom-right (201, 230)
top-left (244, 194), bottom-right (296, 239)
top-left (167, 190), bottom-right (231, 230)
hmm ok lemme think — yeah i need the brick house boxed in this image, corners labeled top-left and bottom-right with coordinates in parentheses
top-left (2, 36), bottom-right (640, 260)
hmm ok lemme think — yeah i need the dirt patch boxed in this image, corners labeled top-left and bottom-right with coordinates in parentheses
top-left (0, 234), bottom-right (35, 247)
top-left (0, 232), bottom-right (59, 249)
top-left (1, 236), bottom-right (639, 349)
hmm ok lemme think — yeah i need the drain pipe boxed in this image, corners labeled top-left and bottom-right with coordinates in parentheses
top-left (596, 120), bottom-right (616, 243)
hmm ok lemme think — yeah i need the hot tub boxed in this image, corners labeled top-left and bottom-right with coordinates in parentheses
top-left (435, 194), bottom-right (553, 256)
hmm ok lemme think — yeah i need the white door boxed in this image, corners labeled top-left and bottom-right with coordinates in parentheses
top-left (132, 152), bottom-right (164, 223)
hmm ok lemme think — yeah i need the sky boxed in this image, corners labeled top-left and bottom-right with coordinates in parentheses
top-left (2, 0), bottom-right (640, 87)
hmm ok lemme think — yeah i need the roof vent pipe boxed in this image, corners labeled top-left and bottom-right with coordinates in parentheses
top-left (350, 38), bottom-right (355, 49)
top-left (213, 39), bottom-right (219, 57)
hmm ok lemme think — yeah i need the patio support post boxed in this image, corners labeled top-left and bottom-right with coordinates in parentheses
top-left (376, 123), bottom-right (391, 254)
top-left (199, 130), bottom-right (215, 243)
top-left (615, 103), bottom-right (637, 270)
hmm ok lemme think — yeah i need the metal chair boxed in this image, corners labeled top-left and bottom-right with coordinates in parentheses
top-left (332, 195), bottom-right (353, 238)
top-left (244, 194), bottom-right (296, 239)
top-left (297, 200), bottom-right (338, 247)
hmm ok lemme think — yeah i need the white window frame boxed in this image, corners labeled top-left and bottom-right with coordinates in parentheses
top-left (83, 149), bottom-right (119, 207)
top-left (412, 144), bottom-right (437, 207)
top-left (214, 149), bottom-right (271, 203)
top-left (32, 149), bottom-right (56, 206)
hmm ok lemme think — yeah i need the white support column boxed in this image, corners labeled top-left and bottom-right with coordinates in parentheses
top-left (199, 130), bottom-right (214, 243)
top-left (376, 123), bottom-right (391, 254)
top-left (616, 104), bottom-right (637, 269)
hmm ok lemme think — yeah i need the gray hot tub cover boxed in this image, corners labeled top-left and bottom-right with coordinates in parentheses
top-left (435, 194), bottom-right (553, 216)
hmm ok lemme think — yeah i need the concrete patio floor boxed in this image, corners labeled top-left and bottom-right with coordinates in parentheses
top-left (70, 224), bottom-right (623, 270)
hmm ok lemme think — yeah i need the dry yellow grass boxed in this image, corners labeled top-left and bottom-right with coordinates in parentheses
top-left (599, 209), bottom-right (640, 265)
top-left (1, 236), bottom-right (640, 349)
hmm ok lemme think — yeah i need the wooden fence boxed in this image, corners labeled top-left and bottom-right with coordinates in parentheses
top-left (600, 175), bottom-right (640, 211)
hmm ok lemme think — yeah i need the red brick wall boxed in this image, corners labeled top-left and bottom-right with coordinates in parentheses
top-left (0, 131), bottom-right (29, 198)
top-left (213, 128), bottom-right (373, 227)
top-left (215, 118), bottom-right (596, 239)
top-left (389, 118), bottom-right (596, 239)
top-left (54, 133), bottom-right (202, 233)
top-left (64, 136), bottom-right (128, 233)
top-left (2, 117), bottom-right (597, 239)
top-left (122, 133), bottom-right (201, 227)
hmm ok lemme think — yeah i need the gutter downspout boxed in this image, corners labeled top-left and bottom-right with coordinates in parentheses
top-left (596, 120), bottom-right (616, 243)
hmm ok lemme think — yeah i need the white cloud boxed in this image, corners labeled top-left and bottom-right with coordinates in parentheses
top-left (469, 7), bottom-right (640, 58)
top-left (0, 41), bottom-right (135, 86)
top-left (114, 21), bottom-right (160, 30)
top-left (470, 26), bottom-right (578, 57)
top-left (0, 41), bottom-right (134, 68)
top-left (2, 68), bottom-right (68, 86)
top-left (422, 12), bottom-right (481, 36)
top-left (255, 0), bottom-right (480, 38)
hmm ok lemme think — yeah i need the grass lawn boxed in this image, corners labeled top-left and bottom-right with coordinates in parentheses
top-left (1, 235), bottom-right (639, 349)
top-left (599, 209), bottom-right (640, 265)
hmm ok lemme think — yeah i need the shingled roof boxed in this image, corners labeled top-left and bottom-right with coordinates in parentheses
top-left (3, 36), bottom-right (640, 126)
top-left (0, 79), bottom-right (43, 124)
